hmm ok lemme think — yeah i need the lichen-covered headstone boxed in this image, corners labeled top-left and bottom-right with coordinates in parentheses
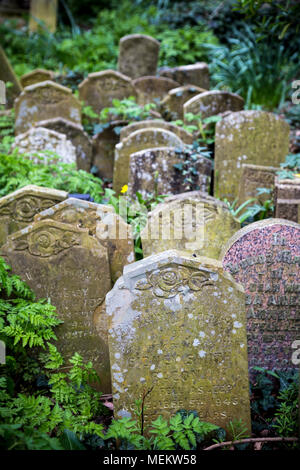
top-left (214, 111), bottom-right (290, 202)
top-left (141, 192), bottom-right (240, 259)
top-left (106, 250), bottom-right (251, 433)
top-left (222, 219), bottom-right (300, 373)
top-left (160, 63), bottom-right (209, 89)
top-left (1, 219), bottom-right (112, 392)
top-left (183, 91), bottom-right (244, 123)
top-left (0, 185), bottom-right (67, 247)
top-left (20, 69), bottom-right (55, 88)
top-left (36, 118), bottom-right (92, 172)
top-left (128, 147), bottom-right (212, 198)
top-left (14, 81), bottom-right (81, 135)
top-left (119, 120), bottom-right (193, 144)
top-left (275, 178), bottom-right (300, 223)
top-left (160, 85), bottom-right (207, 121)
top-left (118, 35), bottom-right (160, 79)
top-left (132, 76), bottom-right (179, 106)
top-left (238, 164), bottom-right (279, 206)
top-left (113, 128), bottom-right (185, 195)
top-left (12, 127), bottom-right (77, 165)
top-left (34, 198), bottom-right (135, 283)
top-left (78, 70), bottom-right (136, 116)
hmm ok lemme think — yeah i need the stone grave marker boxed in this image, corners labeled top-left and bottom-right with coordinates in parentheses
top-left (119, 119), bottom-right (194, 144)
top-left (36, 118), bottom-right (92, 172)
top-left (106, 250), bottom-right (251, 434)
top-left (1, 219), bottom-right (112, 392)
top-left (14, 81), bottom-right (81, 135)
top-left (214, 111), bottom-right (290, 202)
top-left (78, 70), bottom-right (136, 116)
top-left (238, 164), bottom-right (279, 206)
top-left (132, 76), bottom-right (179, 106)
top-left (113, 128), bottom-right (185, 195)
top-left (118, 35), bottom-right (160, 79)
top-left (160, 63), bottom-right (209, 90)
top-left (20, 69), bottom-right (55, 88)
top-left (128, 147), bottom-right (212, 198)
top-left (275, 177), bottom-right (300, 223)
top-left (0, 80), bottom-right (5, 104)
top-left (183, 90), bottom-right (244, 123)
top-left (141, 192), bottom-right (240, 259)
top-left (222, 219), bottom-right (300, 373)
top-left (12, 127), bottom-right (77, 165)
top-left (160, 85), bottom-right (207, 121)
top-left (29, 0), bottom-right (57, 33)
top-left (0, 185), bottom-right (67, 247)
top-left (34, 197), bottom-right (135, 283)
top-left (0, 45), bottom-right (22, 108)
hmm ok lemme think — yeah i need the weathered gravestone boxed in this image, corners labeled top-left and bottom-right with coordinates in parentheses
top-left (118, 35), bottom-right (160, 79)
top-left (29, 0), bottom-right (57, 33)
top-left (160, 63), bottom-right (209, 90)
top-left (12, 127), bottom-right (77, 165)
top-left (128, 147), bottom-right (212, 198)
top-left (34, 198), bottom-right (135, 283)
top-left (132, 76), bottom-right (179, 106)
top-left (1, 219), bottom-right (112, 392)
top-left (113, 128), bottom-right (185, 195)
top-left (119, 119), bottom-right (194, 144)
top-left (183, 91), bottom-right (244, 123)
top-left (78, 70), bottom-right (136, 116)
top-left (141, 192), bottom-right (240, 259)
top-left (160, 85), bottom-right (207, 121)
top-left (0, 45), bottom-right (22, 108)
top-left (222, 219), bottom-right (300, 373)
top-left (20, 69), bottom-right (55, 88)
top-left (14, 81), bottom-right (81, 135)
top-left (238, 164), bottom-right (279, 206)
top-left (0, 80), bottom-right (5, 104)
top-left (214, 111), bottom-right (290, 202)
top-left (36, 118), bottom-right (92, 172)
top-left (275, 178), bottom-right (300, 223)
top-left (0, 185), bottom-right (67, 247)
top-left (106, 250), bottom-right (251, 434)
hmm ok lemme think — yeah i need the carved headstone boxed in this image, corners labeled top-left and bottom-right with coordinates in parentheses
top-left (14, 81), bottom-right (81, 135)
top-left (160, 85), bottom-right (207, 121)
top-left (238, 164), bottom-right (279, 206)
top-left (106, 250), bottom-right (251, 434)
top-left (214, 111), bottom-right (290, 202)
top-left (141, 192), bottom-right (240, 259)
top-left (274, 178), bottom-right (300, 223)
top-left (20, 69), bottom-right (55, 88)
top-left (0, 185), bottom-right (67, 247)
top-left (222, 219), bottom-right (300, 373)
top-left (113, 128), bottom-right (185, 195)
top-left (132, 76), bottom-right (179, 106)
top-left (184, 91), bottom-right (244, 123)
top-left (160, 63), bottom-right (209, 90)
top-left (118, 35), bottom-right (160, 79)
top-left (1, 219), bottom-right (112, 392)
top-left (120, 119), bottom-right (194, 144)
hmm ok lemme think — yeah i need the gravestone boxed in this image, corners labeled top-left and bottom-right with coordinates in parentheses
top-left (20, 69), bottom-right (55, 88)
top-left (34, 198), bottom-right (135, 283)
top-left (0, 185), bottom-right (67, 247)
top-left (113, 128), bottom-right (185, 195)
top-left (78, 70), bottom-right (136, 116)
top-left (12, 127), bottom-right (77, 165)
top-left (141, 192), bottom-right (240, 259)
top-left (29, 0), bottom-right (57, 33)
top-left (214, 111), bottom-right (290, 202)
top-left (222, 219), bottom-right (300, 373)
top-left (160, 85), bottom-right (207, 121)
top-left (132, 76), bottom-right (179, 106)
top-left (160, 63), bottom-right (209, 90)
top-left (14, 81), bottom-right (81, 135)
top-left (120, 120), bottom-right (194, 144)
top-left (1, 219), bottom-right (112, 392)
top-left (0, 80), bottom-right (5, 104)
top-left (238, 164), bottom-right (279, 206)
top-left (36, 118), bottom-right (92, 172)
top-left (275, 178), bottom-right (300, 223)
top-left (128, 147), bottom-right (212, 198)
top-left (106, 250), bottom-right (251, 434)
top-left (118, 35), bottom-right (160, 79)
top-left (183, 91), bottom-right (244, 123)
top-left (0, 45), bottom-right (22, 108)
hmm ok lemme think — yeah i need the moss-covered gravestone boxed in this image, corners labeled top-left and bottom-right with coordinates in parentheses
top-left (106, 250), bottom-right (251, 434)
top-left (118, 35), bottom-right (160, 79)
top-left (160, 85), bottom-right (207, 121)
top-left (119, 120), bottom-right (193, 144)
top-left (183, 90), bottom-right (244, 123)
top-left (20, 69), bottom-right (55, 88)
top-left (237, 164), bottom-right (279, 206)
top-left (132, 76), bottom-right (179, 106)
top-left (160, 63), bottom-right (209, 90)
top-left (274, 177), bottom-right (300, 223)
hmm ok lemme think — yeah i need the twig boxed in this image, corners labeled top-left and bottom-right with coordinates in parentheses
top-left (204, 436), bottom-right (298, 451)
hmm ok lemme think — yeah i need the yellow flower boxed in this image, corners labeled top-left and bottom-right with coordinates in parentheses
top-left (294, 173), bottom-right (300, 178)
top-left (121, 184), bottom-right (128, 193)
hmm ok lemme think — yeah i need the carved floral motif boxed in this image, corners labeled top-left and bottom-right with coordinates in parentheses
top-left (0, 197), bottom-right (61, 222)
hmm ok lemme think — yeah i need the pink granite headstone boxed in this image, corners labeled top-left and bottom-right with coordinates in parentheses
top-left (221, 219), bottom-right (300, 373)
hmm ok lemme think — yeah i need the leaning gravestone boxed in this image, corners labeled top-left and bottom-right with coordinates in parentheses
top-left (20, 69), bottom-right (55, 88)
top-left (132, 76), bottom-right (179, 106)
top-left (119, 120), bottom-right (194, 144)
top-left (214, 111), bottom-right (290, 202)
top-left (0, 46), bottom-right (22, 108)
top-left (106, 250), bottom-right (251, 434)
top-left (237, 164), bottom-right (279, 206)
top-left (141, 192), bottom-right (240, 259)
top-left (118, 35), bottom-right (160, 79)
top-left (1, 219), bottom-right (112, 392)
top-left (34, 198), bottom-right (135, 283)
top-left (14, 81), bottom-right (81, 135)
top-left (183, 90), bottom-right (244, 123)
top-left (113, 128), bottom-right (185, 195)
top-left (0, 185), bottom-right (67, 247)
top-left (12, 127), bottom-right (77, 165)
top-left (78, 70), bottom-right (136, 116)
top-left (274, 177), bottom-right (300, 224)
top-left (128, 147), bottom-right (212, 198)
top-left (160, 85), bottom-right (207, 121)
top-left (160, 63), bottom-right (209, 90)
top-left (222, 219), bottom-right (300, 373)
